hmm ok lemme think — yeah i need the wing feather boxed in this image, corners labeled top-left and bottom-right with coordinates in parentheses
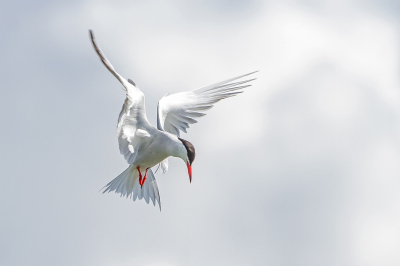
top-left (155, 72), bottom-right (257, 174)
top-left (90, 30), bottom-right (152, 163)
top-left (156, 71), bottom-right (257, 137)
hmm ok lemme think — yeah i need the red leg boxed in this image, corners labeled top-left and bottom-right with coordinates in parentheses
top-left (137, 167), bottom-right (142, 187)
top-left (142, 168), bottom-right (149, 186)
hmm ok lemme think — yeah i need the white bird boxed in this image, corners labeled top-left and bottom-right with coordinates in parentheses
top-left (90, 30), bottom-right (257, 210)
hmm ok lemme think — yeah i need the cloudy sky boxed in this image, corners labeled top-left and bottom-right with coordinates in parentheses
top-left (1, 0), bottom-right (400, 265)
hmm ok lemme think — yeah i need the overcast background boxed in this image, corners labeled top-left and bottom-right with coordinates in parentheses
top-left (1, 0), bottom-right (400, 265)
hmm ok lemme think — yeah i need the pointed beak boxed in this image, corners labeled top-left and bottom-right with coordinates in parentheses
top-left (186, 161), bottom-right (192, 183)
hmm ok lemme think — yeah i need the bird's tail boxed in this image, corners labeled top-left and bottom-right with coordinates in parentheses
top-left (102, 165), bottom-right (161, 210)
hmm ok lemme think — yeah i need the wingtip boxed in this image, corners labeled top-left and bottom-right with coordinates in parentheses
top-left (89, 30), bottom-right (96, 46)
top-left (231, 71), bottom-right (259, 80)
top-left (246, 70), bottom-right (259, 76)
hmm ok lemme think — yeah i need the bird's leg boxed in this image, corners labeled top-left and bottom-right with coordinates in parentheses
top-left (142, 168), bottom-right (149, 186)
top-left (137, 166), bottom-right (143, 188)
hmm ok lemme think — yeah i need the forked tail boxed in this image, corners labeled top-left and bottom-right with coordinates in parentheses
top-left (102, 165), bottom-right (161, 210)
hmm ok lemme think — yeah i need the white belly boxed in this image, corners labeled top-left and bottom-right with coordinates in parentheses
top-left (131, 138), bottom-right (171, 169)
top-left (129, 130), bottom-right (182, 170)
top-left (134, 150), bottom-right (168, 169)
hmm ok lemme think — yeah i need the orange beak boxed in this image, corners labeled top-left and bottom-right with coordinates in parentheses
top-left (186, 161), bottom-right (192, 183)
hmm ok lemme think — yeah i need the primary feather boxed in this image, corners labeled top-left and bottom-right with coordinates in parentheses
top-left (157, 71), bottom-right (257, 136)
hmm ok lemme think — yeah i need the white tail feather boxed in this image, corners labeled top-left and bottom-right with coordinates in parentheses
top-left (102, 165), bottom-right (161, 210)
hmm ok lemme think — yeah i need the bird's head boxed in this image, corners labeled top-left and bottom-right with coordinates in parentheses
top-left (178, 137), bottom-right (196, 183)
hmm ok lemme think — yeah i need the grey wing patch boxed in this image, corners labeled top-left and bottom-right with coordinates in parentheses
top-left (128, 79), bottom-right (136, 86)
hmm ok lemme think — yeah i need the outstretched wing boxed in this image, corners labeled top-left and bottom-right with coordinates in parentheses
top-left (90, 30), bottom-right (152, 164)
top-left (156, 71), bottom-right (257, 136)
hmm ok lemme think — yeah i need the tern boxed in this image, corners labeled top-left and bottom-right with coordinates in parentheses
top-left (90, 30), bottom-right (257, 210)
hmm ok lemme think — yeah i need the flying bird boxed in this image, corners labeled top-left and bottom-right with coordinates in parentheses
top-left (89, 30), bottom-right (257, 210)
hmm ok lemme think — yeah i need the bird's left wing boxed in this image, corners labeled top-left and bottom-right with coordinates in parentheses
top-left (90, 30), bottom-right (152, 164)
top-left (156, 72), bottom-right (257, 173)
top-left (157, 71), bottom-right (257, 136)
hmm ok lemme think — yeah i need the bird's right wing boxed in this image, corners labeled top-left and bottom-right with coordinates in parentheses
top-left (90, 30), bottom-right (152, 164)
top-left (90, 30), bottom-right (127, 87)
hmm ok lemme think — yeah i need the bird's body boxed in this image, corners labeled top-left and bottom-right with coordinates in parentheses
top-left (90, 30), bottom-right (257, 210)
top-left (131, 131), bottom-right (185, 170)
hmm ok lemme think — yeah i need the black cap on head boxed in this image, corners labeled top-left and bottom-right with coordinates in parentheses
top-left (178, 138), bottom-right (195, 165)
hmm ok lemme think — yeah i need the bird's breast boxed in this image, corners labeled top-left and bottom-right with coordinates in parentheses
top-left (133, 143), bottom-right (170, 169)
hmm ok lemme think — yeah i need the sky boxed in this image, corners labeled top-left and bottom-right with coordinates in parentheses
top-left (1, 0), bottom-right (400, 265)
